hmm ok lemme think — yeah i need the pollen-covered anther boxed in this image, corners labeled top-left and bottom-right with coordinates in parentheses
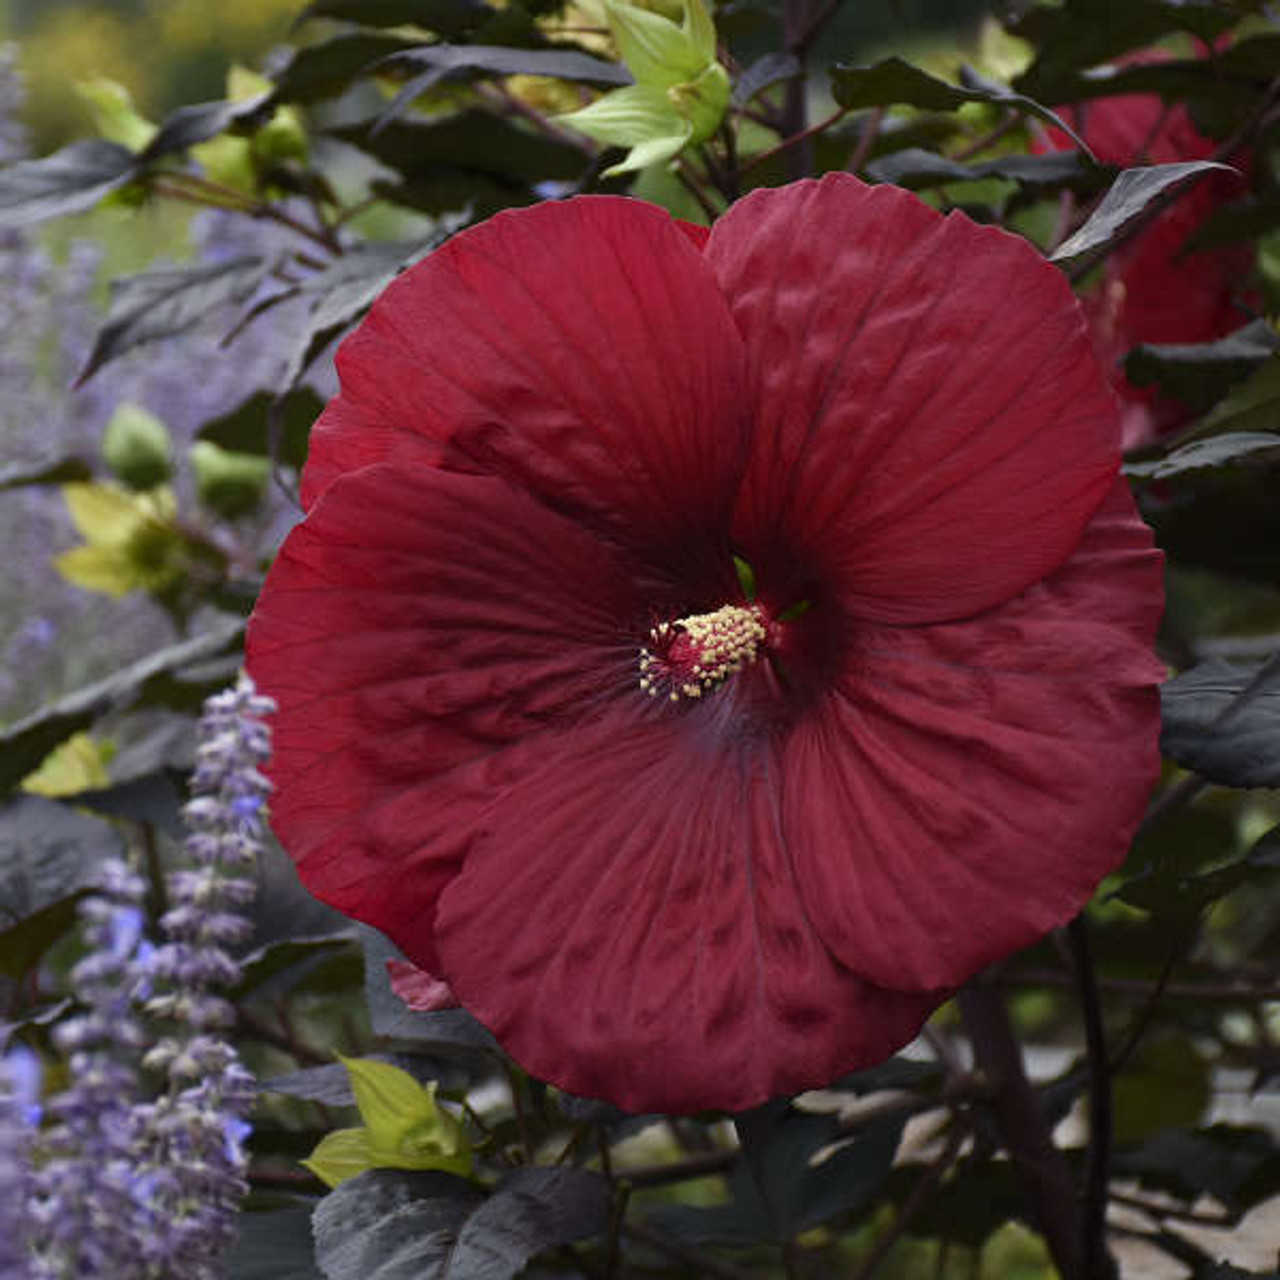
top-left (637, 603), bottom-right (768, 702)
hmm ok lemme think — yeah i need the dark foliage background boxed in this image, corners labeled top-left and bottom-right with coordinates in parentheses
top-left (1, 0), bottom-right (1278, 1276)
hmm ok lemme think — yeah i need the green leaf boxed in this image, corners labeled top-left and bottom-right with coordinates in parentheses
top-left (294, 0), bottom-right (489, 37)
top-left (76, 257), bottom-right (274, 386)
top-left (272, 33), bottom-right (420, 104)
top-left (1050, 162), bottom-right (1238, 270)
top-left (1112, 1036), bottom-right (1212, 1145)
top-left (1125, 432), bottom-right (1280, 482)
top-left (224, 1208), bottom-right (325, 1280)
top-left (829, 57), bottom-right (1089, 153)
top-left (312, 1167), bottom-right (610, 1280)
top-left (0, 139), bottom-right (137, 230)
top-left (0, 794), bottom-right (125, 976)
top-left (1160, 655), bottom-right (1280, 788)
top-left (1124, 321), bottom-right (1280, 414)
top-left (0, 617), bottom-right (244, 797)
top-left (340, 1057), bottom-right (471, 1177)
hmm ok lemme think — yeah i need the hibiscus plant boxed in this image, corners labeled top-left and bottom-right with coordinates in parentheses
top-left (2, 1), bottom-right (1279, 1278)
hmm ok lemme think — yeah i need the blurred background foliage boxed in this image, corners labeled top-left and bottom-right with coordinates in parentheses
top-left (3, 0), bottom-right (992, 148)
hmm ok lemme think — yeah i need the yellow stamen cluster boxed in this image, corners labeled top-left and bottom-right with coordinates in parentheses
top-left (638, 604), bottom-right (767, 701)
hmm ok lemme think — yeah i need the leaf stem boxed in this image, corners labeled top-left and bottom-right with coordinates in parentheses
top-left (958, 981), bottom-right (1088, 1278)
top-left (741, 104), bottom-right (851, 175)
top-left (1067, 915), bottom-right (1114, 1280)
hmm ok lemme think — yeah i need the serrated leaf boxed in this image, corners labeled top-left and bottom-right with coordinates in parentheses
top-left (295, 0), bottom-right (489, 37)
top-left (138, 93), bottom-right (274, 162)
top-left (829, 57), bottom-right (1089, 152)
top-left (273, 33), bottom-right (420, 104)
top-left (1125, 320), bottom-right (1280, 413)
top-left (77, 257), bottom-right (274, 385)
top-left (0, 617), bottom-right (244, 797)
top-left (0, 139), bottom-right (137, 230)
top-left (312, 1167), bottom-right (610, 1280)
top-left (443, 1167), bottom-right (611, 1277)
top-left (1125, 432), bottom-right (1280, 482)
top-left (1160, 655), bottom-right (1280, 787)
top-left (0, 794), bottom-right (125, 975)
top-left (1050, 162), bottom-right (1238, 269)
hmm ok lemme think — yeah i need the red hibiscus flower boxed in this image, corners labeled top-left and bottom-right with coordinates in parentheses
top-left (1039, 58), bottom-right (1254, 447)
top-left (247, 175), bottom-right (1164, 1114)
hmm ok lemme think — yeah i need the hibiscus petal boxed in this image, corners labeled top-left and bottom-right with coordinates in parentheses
top-left (434, 709), bottom-right (939, 1114)
top-left (247, 462), bottom-right (643, 968)
top-left (706, 173), bottom-right (1122, 624)
top-left (302, 196), bottom-right (750, 569)
top-left (784, 479), bottom-right (1164, 991)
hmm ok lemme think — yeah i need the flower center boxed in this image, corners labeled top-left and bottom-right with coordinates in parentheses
top-left (638, 604), bottom-right (768, 702)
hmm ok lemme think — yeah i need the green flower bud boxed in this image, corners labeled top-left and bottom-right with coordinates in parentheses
top-left (102, 403), bottom-right (173, 491)
top-left (558, 0), bottom-right (727, 174)
top-left (190, 441), bottom-right (271, 519)
top-left (666, 59), bottom-right (730, 145)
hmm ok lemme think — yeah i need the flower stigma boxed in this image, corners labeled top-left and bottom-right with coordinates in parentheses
top-left (638, 603), bottom-right (768, 702)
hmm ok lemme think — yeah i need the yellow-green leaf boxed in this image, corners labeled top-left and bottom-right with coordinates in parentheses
top-left (340, 1056), bottom-right (472, 1176)
top-left (22, 733), bottom-right (114, 798)
top-left (342, 1056), bottom-right (445, 1146)
top-left (75, 78), bottom-right (157, 152)
top-left (303, 1127), bottom-right (374, 1189)
top-left (62, 482), bottom-right (144, 546)
top-left (54, 544), bottom-right (146, 597)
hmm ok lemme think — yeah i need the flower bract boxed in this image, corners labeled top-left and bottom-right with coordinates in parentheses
top-left (248, 175), bottom-right (1164, 1114)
